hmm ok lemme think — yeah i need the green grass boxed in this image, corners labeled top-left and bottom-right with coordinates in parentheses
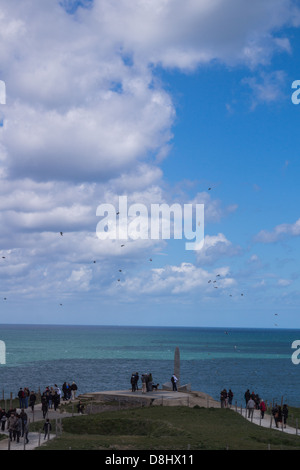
top-left (29, 406), bottom-right (300, 451)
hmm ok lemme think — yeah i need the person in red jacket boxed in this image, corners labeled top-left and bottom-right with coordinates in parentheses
top-left (260, 399), bottom-right (266, 419)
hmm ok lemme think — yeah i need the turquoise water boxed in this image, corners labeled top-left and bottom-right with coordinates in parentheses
top-left (0, 324), bottom-right (300, 405)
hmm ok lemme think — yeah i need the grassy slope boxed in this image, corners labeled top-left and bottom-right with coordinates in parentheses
top-left (31, 406), bottom-right (300, 451)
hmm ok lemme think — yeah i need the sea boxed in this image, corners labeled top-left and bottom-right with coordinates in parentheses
top-left (1, 324), bottom-right (300, 406)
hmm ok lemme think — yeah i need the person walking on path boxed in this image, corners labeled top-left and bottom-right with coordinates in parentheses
top-left (259, 399), bottom-right (266, 419)
top-left (244, 389), bottom-right (250, 406)
top-left (29, 391), bottom-right (37, 412)
top-left (7, 413), bottom-right (17, 442)
top-left (275, 406), bottom-right (283, 428)
top-left (14, 415), bottom-right (22, 443)
top-left (246, 397), bottom-right (255, 419)
top-left (41, 395), bottom-right (48, 419)
top-left (283, 404), bottom-right (289, 428)
top-left (23, 420), bottom-right (29, 444)
top-left (220, 389), bottom-right (227, 408)
top-left (228, 389), bottom-right (234, 407)
top-left (43, 418), bottom-right (52, 440)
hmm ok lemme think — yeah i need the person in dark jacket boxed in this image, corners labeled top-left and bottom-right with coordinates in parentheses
top-left (43, 418), bottom-right (52, 440)
top-left (282, 404), bottom-right (289, 428)
top-left (29, 391), bottom-right (37, 412)
top-left (244, 389), bottom-right (250, 406)
top-left (130, 373), bottom-right (136, 392)
top-left (41, 395), bottom-right (48, 419)
top-left (71, 382), bottom-right (78, 401)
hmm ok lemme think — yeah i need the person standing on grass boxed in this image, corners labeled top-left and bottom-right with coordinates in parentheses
top-left (43, 418), bottom-right (52, 440)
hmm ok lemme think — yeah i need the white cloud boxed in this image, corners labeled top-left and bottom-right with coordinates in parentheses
top-left (242, 70), bottom-right (287, 109)
top-left (0, 0), bottom-right (298, 183)
top-left (255, 218), bottom-right (300, 243)
top-left (196, 233), bottom-right (242, 265)
top-left (113, 262), bottom-right (235, 298)
top-left (0, 0), bottom-right (299, 309)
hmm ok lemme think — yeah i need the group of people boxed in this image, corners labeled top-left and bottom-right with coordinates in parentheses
top-left (220, 389), bottom-right (234, 408)
top-left (271, 403), bottom-right (289, 428)
top-left (0, 381), bottom-right (80, 445)
top-left (0, 407), bottom-right (52, 443)
top-left (130, 372), bottom-right (178, 393)
top-left (0, 408), bottom-right (29, 443)
top-left (16, 382), bottom-right (78, 412)
top-left (244, 389), bottom-right (289, 426)
top-left (130, 372), bottom-right (156, 393)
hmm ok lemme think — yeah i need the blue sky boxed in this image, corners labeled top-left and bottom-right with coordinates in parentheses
top-left (1, 0), bottom-right (300, 328)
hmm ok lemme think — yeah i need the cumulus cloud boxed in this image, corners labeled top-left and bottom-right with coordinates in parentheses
top-left (242, 70), bottom-right (287, 109)
top-left (255, 218), bottom-right (300, 243)
top-left (112, 262), bottom-right (235, 298)
top-left (0, 0), bottom-right (299, 182)
top-left (0, 0), bottom-right (299, 304)
top-left (196, 233), bottom-right (242, 265)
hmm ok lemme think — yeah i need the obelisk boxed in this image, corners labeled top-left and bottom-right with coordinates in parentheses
top-left (174, 346), bottom-right (180, 388)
